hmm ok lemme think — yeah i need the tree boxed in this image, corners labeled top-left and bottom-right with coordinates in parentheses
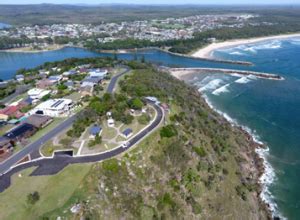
top-left (160, 125), bottom-right (178, 138)
top-left (27, 191), bottom-right (40, 205)
top-left (129, 97), bottom-right (144, 110)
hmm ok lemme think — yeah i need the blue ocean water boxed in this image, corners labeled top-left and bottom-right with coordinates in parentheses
top-left (187, 38), bottom-right (300, 219)
top-left (0, 23), bottom-right (11, 29)
top-left (0, 39), bottom-right (299, 219)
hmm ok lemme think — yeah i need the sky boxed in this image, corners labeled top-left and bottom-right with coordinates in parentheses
top-left (1, 0), bottom-right (300, 5)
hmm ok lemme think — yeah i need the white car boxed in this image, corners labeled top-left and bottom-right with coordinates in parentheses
top-left (121, 142), bottom-right (130, 148)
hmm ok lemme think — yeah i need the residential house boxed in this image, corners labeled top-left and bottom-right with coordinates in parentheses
top-left (0, 136), bottom-right (13, 157)
top-left (89, 125), bottom-right (102, 137)
top-left (5, 123), bottom-right (37, 142)
top-left (121, 128), bottom-right (133, 139)
top-left (24, 114), bottom-right (53, 128)
top-left (80, 85), bottom-right (93, 97)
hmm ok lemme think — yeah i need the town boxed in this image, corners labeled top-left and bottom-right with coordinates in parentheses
top-left (0, 61), bottom-right (166, 164)
top-left (0, 13), bottom-right (259, 49)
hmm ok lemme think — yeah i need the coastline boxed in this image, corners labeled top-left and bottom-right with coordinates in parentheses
top-left (170, 70), bottom-right (281, 219)
top-left (192, 32), bottom-right (300, 59)
top-left (0, 44), bottom-right (67, 53)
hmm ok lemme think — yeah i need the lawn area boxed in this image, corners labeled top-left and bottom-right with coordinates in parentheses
top-left (0, 164), bottom-right (92, 220)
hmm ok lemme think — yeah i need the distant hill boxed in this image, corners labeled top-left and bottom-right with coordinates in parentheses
top-left (1, 4), bottom-right (299, 25)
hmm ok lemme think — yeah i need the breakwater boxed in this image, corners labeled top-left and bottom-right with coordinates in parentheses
top-left (169, 67), bottom-right (284, 80)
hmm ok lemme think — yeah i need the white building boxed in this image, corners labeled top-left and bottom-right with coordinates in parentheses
top-left (27, 88), bottom-right (51, 101)
top-left (88, 69), bottom-right (108, 78)
top-left (29, 98), bottom-right (74, 117)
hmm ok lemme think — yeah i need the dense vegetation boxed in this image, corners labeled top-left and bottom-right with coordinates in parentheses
top-left (42, 63), bottom-right (268, 219)
top-left (0, 5), bottom-right (246, 25)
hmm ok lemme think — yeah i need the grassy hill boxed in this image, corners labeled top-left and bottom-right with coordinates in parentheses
top-left (42, 65), bottom-right (269, 219)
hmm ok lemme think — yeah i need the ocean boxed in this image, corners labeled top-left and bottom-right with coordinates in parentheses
top-left (183, 38), bottom-right (300, 219)
top-left (0, 39), bottom-right (299, 219)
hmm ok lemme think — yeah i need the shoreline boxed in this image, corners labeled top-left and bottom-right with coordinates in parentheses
top-left (192, 32), bottom-right (300, 59)
top-left (168, 67), bottom-right (284, 81)
top-left (0, 44), bottom-right (67, 53)
top-left (171, 71), bottom-right (283, 219)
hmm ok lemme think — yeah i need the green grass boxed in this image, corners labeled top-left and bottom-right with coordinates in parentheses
top-left (0, 164), bottom-right (92, 220)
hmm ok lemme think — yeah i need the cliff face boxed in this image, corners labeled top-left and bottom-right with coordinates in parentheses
top-left (46, 67), bottom-right (268, 219)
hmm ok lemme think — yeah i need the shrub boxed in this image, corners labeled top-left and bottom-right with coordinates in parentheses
top-left (193, 146), bottom-right (207, 157)
top-left (27, 191), bottom-right (40, 205)
top-left (160, 125), bottom-right (178, 138)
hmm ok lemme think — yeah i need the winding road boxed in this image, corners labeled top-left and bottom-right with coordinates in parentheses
top-left (0, 67), bottom-right (164, 192)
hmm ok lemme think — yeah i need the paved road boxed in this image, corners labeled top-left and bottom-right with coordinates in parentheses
top-left (0, 67), bottom-right (130, 175)
top-left (0, 101), bottom-right (163, 192)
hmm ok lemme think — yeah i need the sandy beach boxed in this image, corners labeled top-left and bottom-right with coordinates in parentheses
top-left (192, 33), bottom-right (300, 59)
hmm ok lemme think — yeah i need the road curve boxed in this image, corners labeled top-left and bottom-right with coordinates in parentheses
top-left (0, 67), bottom-right (164, 192)
top-left (0, 101), bottom-right (163, 192)
top-left (0, 67), bottom-right (130, 175)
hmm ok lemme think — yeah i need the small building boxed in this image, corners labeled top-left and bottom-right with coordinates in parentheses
top-left (121, 128), bottom-right (133, 139)
top-left (89, 125), bottom-right (102, 137)
top-left (15, 74), bottom-right (24, 82)
top-left (0, 113), bottom-right (9, 122)
top-left (36, 79), bottom-right (54, 89)
top-left (0, 105), bottom-right (24, 119)
top-left (88, 69), bottom-right (108, 78)
top-left (64, 81), bottom-right (75, 89)
top-left (5, 123), bottom-right (37, 142)
top-left (0, 136), bottom-right (13, 157)
top-left (30, 98), bottom-right (74, 117)
top-left (80, 85), bottom-right (93, 97)
top-left (28, 88), bottom-right (51, 101)
top-left (48, 75), bottom-right (63, 83)
top-left (107, 118), bottom-right (115, 127)
top-left (63, 70), bottom-right (77, 77)
top-left (24, 114), bottom-right (53, 128)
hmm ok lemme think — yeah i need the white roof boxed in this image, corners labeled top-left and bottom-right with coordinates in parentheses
top-left (35, 99), bottom-right (73, 110)
top-left (28, 88), bottom-right (51, 97)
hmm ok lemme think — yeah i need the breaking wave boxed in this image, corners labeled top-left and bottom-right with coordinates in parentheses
top-left (201, 94), bottom-right (285, 219)
top-left (199, 78), bottom-right (224, 92)
top-left (212, 83), bottom-right (230, 95)
top-left (235, 76), bottom-right (252, 84)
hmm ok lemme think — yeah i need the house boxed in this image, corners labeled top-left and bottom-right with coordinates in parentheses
top-left (5, 123), bottom-right (37, 142)
top-left (0, 105), bottom-right (24, 119)
top-left (107, 118), bottom-right (115, 127)
top-left (63, 70), bottom-right (77, 77)
top-left (27, 88), bottom-right (51, 101)
top-left (15, 74), bottom-right (24, 82)
top-left (80, 85), bottom-right (93, 97)
top-left (89, 125), bottom-right (102, 137)
top-left (36, 79), bottom-right (55, 89)
top-left (88, 69), bottom-right (108, 78)
top-left (64, 81), bottom-right (75, 89)
top-left (21, 97), bottom-right (34, 106)
top-left (0, 136), bottom-right (13, 156)
top-left (121, 128), bottom-right (133, 139)
top-left (0, 114), bottom-right (9, 122)
top-left (24, 114), bottom-right (53, 128)
top-left (48, 75), bottom-right (63, 83)
top-left (82, 76), bottom-right (104, 87)
top-left (29, 98), bottom-right (74, 117)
